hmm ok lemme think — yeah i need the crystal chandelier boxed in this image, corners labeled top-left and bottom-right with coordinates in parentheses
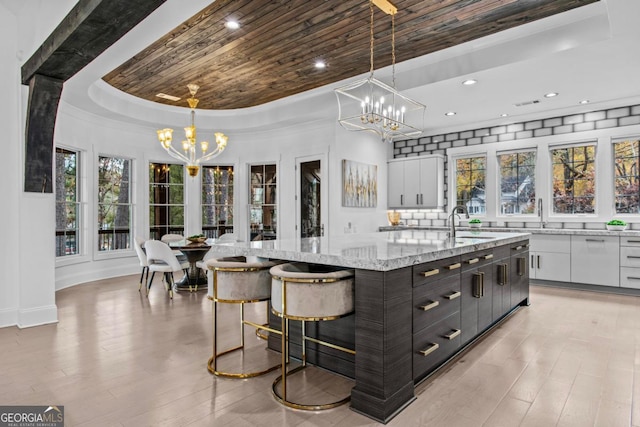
top-left (156, 84), bottom-right (228, 177)
top-left (335, 0), bottom-right (425, 143)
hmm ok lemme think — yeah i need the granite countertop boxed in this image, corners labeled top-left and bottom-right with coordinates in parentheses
top-left (379, 225), bottom-right (640, 237)
top-left (208, 230), bottom-right (530, 272)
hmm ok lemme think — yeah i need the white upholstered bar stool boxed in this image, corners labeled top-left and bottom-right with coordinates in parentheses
top-left (206, 256), bottom-right (282, 378)
top-left (269, 262), bottom-right (355, 411)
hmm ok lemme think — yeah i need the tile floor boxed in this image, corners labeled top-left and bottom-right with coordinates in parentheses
top-left (0, 276), bottom-right (639, 426)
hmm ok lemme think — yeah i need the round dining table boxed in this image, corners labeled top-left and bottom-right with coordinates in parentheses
top-left (169, 240), bottom-right (211, 292)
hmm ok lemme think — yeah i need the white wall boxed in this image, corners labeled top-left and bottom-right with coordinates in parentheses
top-left (0, 3), bottom-right (21, 327)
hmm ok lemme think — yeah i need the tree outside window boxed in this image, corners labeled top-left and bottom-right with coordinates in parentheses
top-left (202, 165), bottom-right (234, 238)
top-left (98, 156), bottom-right (131, 251)
top-left (55, 148), bottom-right (79, 257)
top-left (614, 139), bottom-right (640, 213)
top-left (551, 145), bottom-right (596, 214)
top-left (149, 163), bottom-right (185, 240)
top-left (498, 151), bottom-right (536, 215)
top-left (455, 156), bottom-right (486, 215)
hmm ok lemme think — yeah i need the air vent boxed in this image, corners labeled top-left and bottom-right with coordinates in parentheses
top-left (156, 93), bottom-right (181, 101)
top-left (514, 99), bottom-right (540, 107)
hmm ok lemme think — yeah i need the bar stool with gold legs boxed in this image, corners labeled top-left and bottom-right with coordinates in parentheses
top-left (269, 262), bottom-right (355, 411)
top-left (206, 256), bottom-right (282, 378)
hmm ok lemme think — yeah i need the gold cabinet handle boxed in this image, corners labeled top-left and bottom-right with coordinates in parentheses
top-left (467, 258), bottom-right (479, 264)
top-left (517, 257), bottom-right (526, 276)
top-left (484, 254), bottom-right (494, 260)
top-left (419, 343), bottom-right (439, 357)
top-left (421, 268), bottom-right (440, 277)
top-left (445, 262), bottom-right (461, 270)
top-left (445, 291), bottom-right (461, 300)
top-left (444, 329), bottom-right (461, 340)
top-left (473, 272), bottom-right (484, 298)
top-left (420, 300), bottom-right (439, 311)
top-left (498, 263), bottom-right (508, 285)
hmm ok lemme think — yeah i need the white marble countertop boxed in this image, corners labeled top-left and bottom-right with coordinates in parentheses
top-left (378, 225), bottom-right (640, 236)
top-left (208, 230), bottom-right (530, 272)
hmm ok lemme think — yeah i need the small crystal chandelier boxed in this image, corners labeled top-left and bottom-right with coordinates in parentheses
top-left (335, 0), bottom-right (425, 143)
top-left (156, 84), bottom-right (228, 177)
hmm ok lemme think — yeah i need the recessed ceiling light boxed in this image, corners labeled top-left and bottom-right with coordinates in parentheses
top-left (500, 113), bottom-right (509, 117)
top-left (156, 93), bottom-right (181, 102)
top-left (462, 79), bottom-right (477, 86)
top-left (579, 99), bottom-right (590, 104)
top-left (544, 92), bottom-right (559, 98)
top-left (225, 20), bottom-right (240, 30)
top-left (314, 60), bottom-right (326, 69)
top-left (445, 111), bottom-right (456, 116)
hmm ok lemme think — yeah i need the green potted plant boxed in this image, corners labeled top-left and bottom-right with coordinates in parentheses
top-left (606, 219), bottom-right (627, 231)
top-left (469, 218), bottom-right (482, 229)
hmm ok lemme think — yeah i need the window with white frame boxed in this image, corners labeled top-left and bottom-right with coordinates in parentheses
top-left (149, 162), bottom-right (185, 240)
top-left (550, 143), bottom-right (596, 214)
top-left (614, 138), bottom-right (640, 214)
top-left (497, 150), bottom-right (536, 215)
top-left (249, 164), bottom-right (277, 240)
top-left (455, 156), bottom-right (486, 215)
top-left (55, 148), bottom-right (80, 257)
top-left (202, 165), bottom-right (234, 238)
top-left (97, 156), bottom-right (132, 251)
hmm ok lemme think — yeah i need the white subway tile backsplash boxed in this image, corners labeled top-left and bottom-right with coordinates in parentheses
top-left (534, 128), bottom-right (553, 137)
top-left (507, 123), bottom-right (524, 133)
top-left (553, 125), bottom-right (573, 134)
top-left (619, 116), bottom-right (640, 126)
top-left (574, 122), bottom-right (595, 132)
top-left (563, 114), bottom-right (584, 125)
top-left (544, 117), bottom-right (562, 127)
top-left (585, 111), bottom-right (606, 121)
top-left (516, 130), bottom-right (533, 139)
top-left (596, 119), bottom-right (618, 129)
top-left (525, 120), bottom-right (543, 130)
top-left (607, 107), bottom-right (630, 118)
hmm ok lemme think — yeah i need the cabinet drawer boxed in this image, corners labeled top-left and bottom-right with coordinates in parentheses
top-left (413, 275), bottom-right (460, 333)
top-left (621, 237), bottom-right (640, 247)
top-left (530, 234), bottom-right (570, 253)
top-left (413, 311), bottom-right (460, 380)
top-left (460, 248), bottom-right (494, 272)
top-left (621, 246), bottom-right (640, 267)
top-left (493, 244), bottom-right (511, 261)
top-left (413, 255), bottom-right (461, 287)
top-left (620, 267), bottom-right (640, 289)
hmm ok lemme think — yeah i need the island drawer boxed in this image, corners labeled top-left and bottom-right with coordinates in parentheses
top-left (413, 311), bottom-right (461, 380)
top-left (413, 255), bottom-right (461, 287)
top-left (413, 275), bottom-right (461, 333)
top-left (460, 248), bottom-right (494, 272)
top-left (493, 244), bottom-right (511, 260)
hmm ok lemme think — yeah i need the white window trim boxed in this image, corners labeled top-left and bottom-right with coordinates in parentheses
top-left (446, 124), bottom-right (640, 225)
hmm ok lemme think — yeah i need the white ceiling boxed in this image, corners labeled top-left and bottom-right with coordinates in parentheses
top-left (53, 0), bottom-right (640, 136)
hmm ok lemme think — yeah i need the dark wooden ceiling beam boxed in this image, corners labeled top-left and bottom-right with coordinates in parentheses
top-left (20, 0), bottom-right (166, 193)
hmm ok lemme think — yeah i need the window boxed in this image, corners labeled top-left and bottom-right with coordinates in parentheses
top-left (455, 156), bottom-right (486, 215)
top-left (149, 162), bottom-right (185, 240)
top-left (249, 164), bottom-right (277, 240)
top-left (98, 156), bottom-right (131, 251)
top-left (551, 144), bottom-right (596, 214)
top-left (614, 139), bottom-right (640, 213)
top-left (202, 165), bottom-right (234, 238)
top-left (55, 148), bottom-right (80, 257)
top-left (498, 150), bottom-right (536, 215)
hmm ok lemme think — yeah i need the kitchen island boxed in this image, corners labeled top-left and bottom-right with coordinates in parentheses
top-left (208, 229), bottom-right (530, 423)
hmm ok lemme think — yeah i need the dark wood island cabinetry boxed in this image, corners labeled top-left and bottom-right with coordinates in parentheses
top-left (211, 230), bottom-right (530, 423)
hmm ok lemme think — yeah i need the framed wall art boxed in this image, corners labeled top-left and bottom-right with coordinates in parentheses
top-left (342, 159), bottom-right (377, 207)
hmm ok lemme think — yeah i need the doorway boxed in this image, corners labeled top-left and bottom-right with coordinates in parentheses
top-left (297, 155), bottom-right (327, 238)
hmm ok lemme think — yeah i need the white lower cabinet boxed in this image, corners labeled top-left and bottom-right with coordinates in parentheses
top-left (620, 237), bottom-right (640, 289)
top-left (570, 235), bottom-right (620, 287)
top-left (529, 235), bottom-right (571, 282)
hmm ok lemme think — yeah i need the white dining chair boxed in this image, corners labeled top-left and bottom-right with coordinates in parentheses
top-left (144, 240), bottom-right (189, 299)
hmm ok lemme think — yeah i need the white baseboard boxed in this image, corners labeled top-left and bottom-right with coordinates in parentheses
top-left (17, 304), bottom-right (58, 328)
top-left (0, 307), bottom-right (18, 328)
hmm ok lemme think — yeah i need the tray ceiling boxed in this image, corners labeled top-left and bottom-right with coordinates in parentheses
top-left (103, 0), bottom-right (598, 110)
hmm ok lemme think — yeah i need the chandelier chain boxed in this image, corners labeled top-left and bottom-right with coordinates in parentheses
top-left (369, 0), bottom-right (374, 78)
top-left (392, 13), bottom-right (396, 88)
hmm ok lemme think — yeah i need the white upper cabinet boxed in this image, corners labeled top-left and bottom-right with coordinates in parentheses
top-left (388, 155), bottom-right (444, 209)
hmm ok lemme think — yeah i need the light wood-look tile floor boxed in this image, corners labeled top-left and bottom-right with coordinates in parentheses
top-left (1, 276), bottom-right (639, 426)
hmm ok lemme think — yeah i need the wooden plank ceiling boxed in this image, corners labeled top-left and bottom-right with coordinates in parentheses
top-left (103, 0), bottom-right (598, 110)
